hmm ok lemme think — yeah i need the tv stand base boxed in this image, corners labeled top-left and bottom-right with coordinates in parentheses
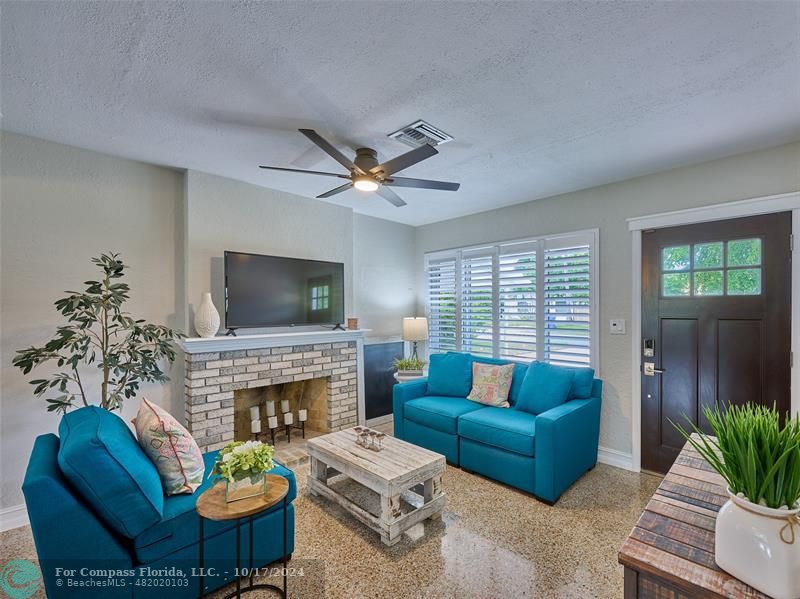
top-left (332, 323), bottom-right (346, 331)
top-left (225, 328), bottom-right (238, 337)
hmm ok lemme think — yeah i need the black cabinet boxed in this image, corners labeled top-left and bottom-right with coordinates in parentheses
top-left (364, 342), bottom-right (404, 420)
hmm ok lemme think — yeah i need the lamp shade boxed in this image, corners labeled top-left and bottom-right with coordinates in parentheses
top-left (402, 317), bottom-right (429, 342)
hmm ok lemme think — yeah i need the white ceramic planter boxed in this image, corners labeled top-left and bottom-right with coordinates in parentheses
top-left (716, 488), bottom-right (800, 599)
top-left (194, 292), bottom-right (220, 338)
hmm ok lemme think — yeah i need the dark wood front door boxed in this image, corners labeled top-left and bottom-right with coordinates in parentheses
top-left (641, 212), bottom-right (792, 474)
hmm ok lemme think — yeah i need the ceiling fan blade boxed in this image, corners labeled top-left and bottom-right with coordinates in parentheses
top-left (259, 165), bottom-right (349, 179)
top-left (299, 129), bottom-right (364, 174)
top-left (316, 183), bottom-right (353, 199)
top-left (384, 176), bottom-right (460, 191)
top-left (376, 185), bottom-right (407, 207)
top-left (370, 144), bottom-right (438, 176)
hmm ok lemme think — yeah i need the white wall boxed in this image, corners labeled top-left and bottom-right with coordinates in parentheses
top-left (352, 214), bottom-right (417, 339)
top-left (415, 141), bottom-right (800, 459)
top-left (0, 137), bottom-right (418, 516)
top-left (0, 131), bottom-right (184, 510)
top-left (185, 170), bottom-right (354, 334)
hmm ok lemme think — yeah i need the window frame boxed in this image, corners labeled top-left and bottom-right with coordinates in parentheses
top-left (424, 228), bottom-right (599, 370)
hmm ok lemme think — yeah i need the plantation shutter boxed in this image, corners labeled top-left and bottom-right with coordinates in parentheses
top-left (498, 241), bottom-right (537, 360)
top-left (427, 255), bottom-right (458, 352)
top-left (543, 236), bottom-right (592, 366)
top-left (460, 249), bottom-right (495, 357)
top-left (425, 230), bottom-right (596, 369)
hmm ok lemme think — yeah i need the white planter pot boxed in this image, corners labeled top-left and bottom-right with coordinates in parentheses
top-left (716, 488), bottom-right (800, 599)
top-left (194, 292), bottom-right (220, 338)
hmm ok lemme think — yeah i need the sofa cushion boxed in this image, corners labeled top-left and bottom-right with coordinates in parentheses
top-left (458, 407), bottom-right (537, 457)
top-left (134, 451), bottom-right (297, 563)
top-left (427, 353), bottom-right (473, 397)
top-left (404, 396), bottom-right (484, 435)
top-left (58, 406), bottom-right (164, 538)
top-left (452, 353), bottom-right (528, 405)
top-left (516, 362), bottom-right (575, 415)
top-left (565, 366), bottom-right (595, 399)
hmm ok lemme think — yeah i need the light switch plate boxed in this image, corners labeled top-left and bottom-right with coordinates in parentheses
top-left (610, 319), bottom-right (626, 335)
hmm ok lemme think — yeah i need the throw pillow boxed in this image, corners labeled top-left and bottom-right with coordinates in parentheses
top-left (427, 352), bottom-right (473, 397)
top-left (467, 362), bottom-right (515, 407)
top-left (516, 361), bottom-right (575, 415)
top-left (469, 355), bottom-right (528, 405)
top-left (133, 398), bottom-right (205, 495)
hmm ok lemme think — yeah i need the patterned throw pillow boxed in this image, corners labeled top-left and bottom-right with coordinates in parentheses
top-left (467, 362), bottom-right (516, 407)
top-left (133, 399), bottom-right (205, 495)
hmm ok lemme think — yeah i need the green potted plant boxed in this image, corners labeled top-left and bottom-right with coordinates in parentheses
top-left (393, 356), bottom-right (427, 378)
top-left (12, 252), bottom-right (183, 413)
top-left (673, 403), bottom-right (800, 599)
top-left (210, 440), bottom-right (276, 502)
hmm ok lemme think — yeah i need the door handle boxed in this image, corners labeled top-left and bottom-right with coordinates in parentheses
top-left (643, 362), bottom-right (665, 376)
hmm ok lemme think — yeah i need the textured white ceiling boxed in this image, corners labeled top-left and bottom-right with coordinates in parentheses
top-left (2, 1), bottom-right (799, 226)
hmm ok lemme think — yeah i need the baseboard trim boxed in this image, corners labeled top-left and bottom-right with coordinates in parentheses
top-left (597, 446), bottom-right (635, 472)
top-left (0, 503), bottom-right (29, 532)
top-left (366, 414), bottom-right (393, 427)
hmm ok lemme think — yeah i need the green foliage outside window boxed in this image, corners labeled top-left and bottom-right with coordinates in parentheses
top-left (661, 239), bottom-right (762, 297)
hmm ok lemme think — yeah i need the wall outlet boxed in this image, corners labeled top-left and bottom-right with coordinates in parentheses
top-left (610, 319), bottom-right (626, 335)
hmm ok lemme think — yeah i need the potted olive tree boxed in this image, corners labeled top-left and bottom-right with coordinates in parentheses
top-left (674, 404), bottom-right (800, 599)
top-left (13, 253), bottom-right (183, 413)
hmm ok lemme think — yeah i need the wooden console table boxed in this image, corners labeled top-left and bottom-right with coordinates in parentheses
top-left (619, 438), bottom-right (770, 598)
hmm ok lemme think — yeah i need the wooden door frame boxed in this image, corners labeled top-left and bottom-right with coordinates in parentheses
top-left (628, 191), bottom-right (800, 473)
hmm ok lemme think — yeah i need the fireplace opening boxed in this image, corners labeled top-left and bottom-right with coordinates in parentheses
top-left (234, 377), bottom-right (329, 445)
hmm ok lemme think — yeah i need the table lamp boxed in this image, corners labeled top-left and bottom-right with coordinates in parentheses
top-left (402, 317), bottom-right (428, 360)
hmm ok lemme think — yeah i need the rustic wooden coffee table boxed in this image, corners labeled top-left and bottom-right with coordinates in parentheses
top-left (306, 428), bottom-right (446, 546)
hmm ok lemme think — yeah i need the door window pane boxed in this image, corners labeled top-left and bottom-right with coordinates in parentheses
top-left (727, 269), bottom-right (762, 295)
top-left (663, 273), bottom-right (690, 296)
top-left (727, 239), bottom-right (761, 267)
top-left (662, 246), bottom-right (690, 271)
top-left (693, 270), bottom-right (723, 296)
top-left (694, 242), bottom-right (723, 269)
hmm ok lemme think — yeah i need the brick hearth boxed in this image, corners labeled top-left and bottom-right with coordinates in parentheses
top-left (183, 339), bottom-right (360, 452)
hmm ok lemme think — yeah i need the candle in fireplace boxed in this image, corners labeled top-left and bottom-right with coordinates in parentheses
top-left (249, 406), bottom-right (260, 421)
top-left (281, 399), bottom-right (290, 414)
top-left (268, 416), bottom-right (278, 430)
top-left (250, 419), bottom-right (261, 434)
top-left (266, 401), bottom-right (276, 417)
top-left (299, 409), bottom-right (307, 422)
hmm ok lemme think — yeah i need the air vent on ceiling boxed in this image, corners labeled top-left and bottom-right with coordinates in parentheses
top-left (388, 120), bottom-right (454, 148)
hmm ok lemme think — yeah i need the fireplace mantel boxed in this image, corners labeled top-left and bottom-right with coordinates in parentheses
top-left (179, 329), bottom-right (371, 354)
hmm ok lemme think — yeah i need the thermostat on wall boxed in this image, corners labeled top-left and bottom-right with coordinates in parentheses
top-left (609, 319), bottom-right (626, 335)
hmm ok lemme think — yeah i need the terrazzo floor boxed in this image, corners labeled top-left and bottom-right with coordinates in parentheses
top-left (0, 460), bottom-right (661, 598)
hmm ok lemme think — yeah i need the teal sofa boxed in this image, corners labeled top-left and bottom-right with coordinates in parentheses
top-left (23, 406), bottom-right (295, 598)
top-left (393, 353), bottom-right (602, 503)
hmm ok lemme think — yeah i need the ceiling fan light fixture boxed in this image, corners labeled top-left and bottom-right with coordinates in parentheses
top-left (353, 176), bottom-right (379, 192)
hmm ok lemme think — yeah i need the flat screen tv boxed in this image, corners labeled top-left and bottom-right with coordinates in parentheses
top-left (224, 251), bottom-right (345, 330)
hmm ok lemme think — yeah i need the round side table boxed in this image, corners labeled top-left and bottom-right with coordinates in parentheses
top-left (196, 474), bottom-right (290, 599)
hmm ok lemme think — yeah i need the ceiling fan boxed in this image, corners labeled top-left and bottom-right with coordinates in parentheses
top-left (259, 129), bottom-right (460, 207)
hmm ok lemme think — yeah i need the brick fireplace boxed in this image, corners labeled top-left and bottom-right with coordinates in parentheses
top-left (180, 331), bottom-right (366, 452)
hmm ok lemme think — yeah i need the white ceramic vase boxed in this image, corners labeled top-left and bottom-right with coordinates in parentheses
top-left (194, 292), bottom-right (220, 338)
top-left (716, 488), bottom-right (800, 599)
